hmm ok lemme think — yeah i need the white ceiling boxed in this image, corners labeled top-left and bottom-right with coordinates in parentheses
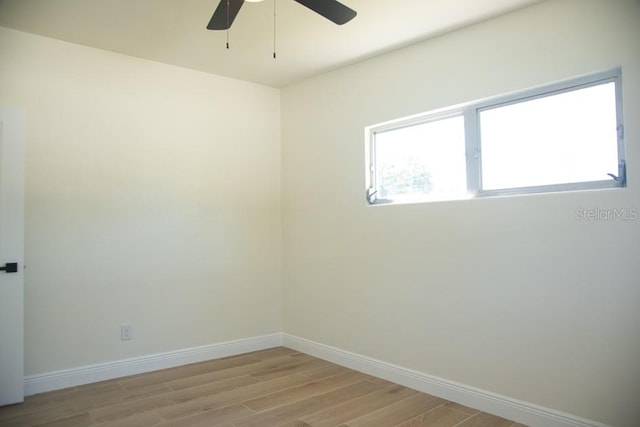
top-left (0, 0), bottom-right (544, 87)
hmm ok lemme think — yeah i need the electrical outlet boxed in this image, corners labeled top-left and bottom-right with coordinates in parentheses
top-left (121, 324), bottom-right (133, 341)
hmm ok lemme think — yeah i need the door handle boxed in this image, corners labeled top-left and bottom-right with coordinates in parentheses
top-left (0, 262), bottom-right (18, 273)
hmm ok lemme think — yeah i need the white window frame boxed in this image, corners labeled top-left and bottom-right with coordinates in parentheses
top-left (366, 68), bottom-right (625, 205)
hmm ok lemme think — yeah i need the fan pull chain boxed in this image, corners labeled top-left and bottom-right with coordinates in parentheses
top-left (273, 0), bottom-right (277, 58)
top-left (226, 0), bottom-right (230, 49)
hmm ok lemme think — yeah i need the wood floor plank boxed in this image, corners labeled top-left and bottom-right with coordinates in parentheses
top-left (4, 380), bottom-right (126, 420)
top-left (298, 363), bottom-right (350, 380)
top-left (394, 405), bottom-right (473, 427)
top-left (91, 411), bottom-right (165, 427)
top-left (297, 383), bottom-right (419, 427)
top-left (118, 355), bottom-right (261, 390)
top-left (247, 357), bottom-right (326, 381)
top-left (91, 375), bottom-right (258, 423)
top-left (166, 354), bottom-right (314, 391)
top-left (33, 412), bottom-right (93, 427)
top-left (156, 374), bottom-right (311, 421)
top-left (53, 383), bottom-right (172, 413)
top-left (158, 403), bottom-right (254, 426)
top-left (442, 401), bottom-right (481, 415)
top-left (0, 399), bottom-right (59, 422)
top-left (0, 403), bottom-right (86, 427)
top-left (342, 393), bottom-right (447, 427)
top-left (232, 381), bottom-right (385, 427)
top-left (278, 421), bottom-right (312, 427)
top-left (455, 411), bottom-right (517, 427)
top-left (246, 347), bottom-right (301, 360)
top-left (243, 370), bottom-right (368, 412)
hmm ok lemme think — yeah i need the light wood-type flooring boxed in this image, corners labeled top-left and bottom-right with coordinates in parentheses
top-left (0, 347), bottom-right (527, 427)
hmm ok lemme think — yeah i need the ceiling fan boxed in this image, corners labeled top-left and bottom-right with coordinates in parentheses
top-left (207, 0), bottom-right (357, 30)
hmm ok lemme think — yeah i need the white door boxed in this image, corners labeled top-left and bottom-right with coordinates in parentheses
top-left (0, 107), bottom-right (25, 406)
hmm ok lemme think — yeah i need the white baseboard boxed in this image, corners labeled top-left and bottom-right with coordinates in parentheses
top-left (24, 333), bottom-right (282, 396)
top-left (24, 332), bottom-right (609, 427)
top-left (281, 334), bottom-right (610, 427)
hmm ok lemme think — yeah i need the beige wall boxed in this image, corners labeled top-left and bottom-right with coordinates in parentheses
top-left (2, 1), bottom-right (640, 425)
top-left (281, 1), bottom-right (640, 426)
top-left (0, 27), bottom-right (282, 374)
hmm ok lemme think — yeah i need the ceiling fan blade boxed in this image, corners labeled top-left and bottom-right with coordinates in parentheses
top-left (293, 0), bottom-right (356, 25)
top-left (207, 0), bottom-right (245, 30)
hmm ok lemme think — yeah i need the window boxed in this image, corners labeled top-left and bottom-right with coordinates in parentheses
top-left (366, 69), bottom-right (625, 205)
top-left (372, 115), bottom-right (467, 203)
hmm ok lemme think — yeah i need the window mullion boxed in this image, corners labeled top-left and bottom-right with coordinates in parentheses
top-left (464, 107), bottom-right (480, 196)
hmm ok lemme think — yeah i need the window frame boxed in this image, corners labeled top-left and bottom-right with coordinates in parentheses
top-left (366, 68), bottom-right (625, 205)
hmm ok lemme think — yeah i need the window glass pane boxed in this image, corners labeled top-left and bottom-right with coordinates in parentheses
top-left (374, 116), bottom-right (467, 202)
top-left (479, 82), bottom-right (618, 190)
